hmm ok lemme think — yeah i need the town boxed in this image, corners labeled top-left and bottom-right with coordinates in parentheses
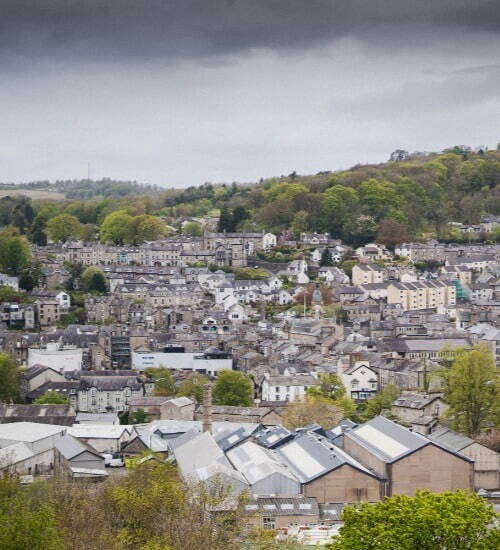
top-left (1, 206), bottom-right (500, 546)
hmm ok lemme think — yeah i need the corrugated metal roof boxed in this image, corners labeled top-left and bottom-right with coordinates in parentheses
top-left (0, 422), bottom-right (67, 442)
top-left (0, 442), bottom-right (34, 465)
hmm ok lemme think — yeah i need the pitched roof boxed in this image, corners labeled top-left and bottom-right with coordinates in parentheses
top-left (346, 416), bottom-right (430, 463)
top-left (226, 440), bottom-right (297, 485)
top-left (0, 404), bottom-right (76, 426)
top-left (426, 426), bottom-right (474, 452)
top-left (278, 432), bottom-right (375, 483)
top-left (0, 421), bottom-right (67, 442)
top-left (23, 364), bottom-right (57, 380)
top-left (392, 393), bottom-right (443, 410)
top-left (55, 434), bottom-right (101, 460)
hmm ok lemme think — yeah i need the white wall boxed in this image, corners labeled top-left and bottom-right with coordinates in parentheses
top-left (131, 352), bottom-right (232, 376)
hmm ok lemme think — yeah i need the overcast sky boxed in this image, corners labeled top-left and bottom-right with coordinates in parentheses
top-left (1, 1), bottom-right (500, 187)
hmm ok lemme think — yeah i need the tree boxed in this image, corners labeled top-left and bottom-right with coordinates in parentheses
top-left (128, 408), bottom-right (149, 424)
top-left (326, 490), bottom-right (499, 550)
top-left (100, 210), bottom-right (134, 244)
top-left (282, 396), bottom-right (344, 430)
top-left (291, 210), bottom-right (309, 237)
top-left (217, 206), bottom-right (233, 232)
top-left (144, 367), bottom-right (177, 397)
top-left (34, 391), bottom-right (70, 405)
top-left (183, 221), bottom-right (203, 236)
top-left (320, 248), bottom-right (333, 266)
top-left (213, 371), bottom-right (253, 407)
top-left (360, 384), bottom-right (400, 422)
top-left (19, 262), bottom-right (42, 291)
top-left (46, 214), bottom-right (82, 243)
top-left (307, 373), bottom-right (346, 401)
top-left (376, 218), bottom-right (409, 249)
top-left (439, 346), bottom-right (500, 437)
top-left (0, 353), bottom-right (19, 402)
top-left (389, 149), bottom-right (409, 162)
top-left (130, 214), bottom-right (166, 244)
top-left (177, 373), bottom-right (209, 403)
top-left (81, 267), bottom-right (107, 293)
top-left (0, 285), bottom-right (23, 303)
top-left (231, 206), bottom-right (249, 230)
top-left (29, 214), bottom-right (47, 246)
top-left (0, 477), bottom-right (63, 550)
top-left (0, 233), bottom-right (31, 274)
top-left (321, 185), bottom-right (359, 238)
top-left (64, 261), bottom-right (83, 291)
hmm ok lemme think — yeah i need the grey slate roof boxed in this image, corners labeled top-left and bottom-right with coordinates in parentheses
top-left (0, 403), bottom-right (76, 426)
top-left (426, 426), bottom-right (474, 452)
top-left (214, 424), bottom-right (259, 452)
top-left (23, 364), bottom-right (55, 380)
top-left (254, 425), bottom-right (293, 449)
top-left (55, 434), bottom-right (101, 460)
top-left (393, 393), bottom-right (443, 410)
top-left (278, 432), bottom-right (376, 483)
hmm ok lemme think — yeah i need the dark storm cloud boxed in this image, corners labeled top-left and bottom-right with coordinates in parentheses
top-left (1, 0), bottom-right (499, 65)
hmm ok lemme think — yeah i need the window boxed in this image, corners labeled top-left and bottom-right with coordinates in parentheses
top-left (263, 517), bottom-right (276, 530)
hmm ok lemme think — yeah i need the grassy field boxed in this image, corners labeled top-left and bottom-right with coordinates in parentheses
top-left (0, 188), bottom-right (65, 200)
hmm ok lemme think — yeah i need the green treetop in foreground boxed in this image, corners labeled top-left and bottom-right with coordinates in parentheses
top-left (327, 490), bottom-right (499, 550)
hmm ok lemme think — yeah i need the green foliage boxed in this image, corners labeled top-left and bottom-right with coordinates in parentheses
top-left (0, 231), bottom-right (31, 274)
top-left (307, 373), bottom-right (346, 401)
top-left (19, 262), bottom-right (42, 291)
top-left (291, 210), bottom-right (309, 237)
top-left (34, 390), bottom-right (70, 404)
top-left (100, 210), bottom-right (134, 244)
top-left (46, 214), bottom-right (82, 243)
top-left (182, 221), bottom-right (203, 236)
top-left (327, 490), bottom-right (499, 550)
top-left (437, 346), bottom-right (500, 436)
top-left (233, 267), bottom-right (269, 280)
top-left (0, 477), bottom-right (63, 550)
top-left (0, 353), bottom-right (19, 402)
top-left (0, 285), bottom-right (24, 303)
top-left (213, 370), bottom-right (253, 407)
top-left (128, 408), bottom-right (149, 424)
top-left (29, 214), bottom-right (48, 245)
top-left (177, 373), bottom-right (209, 403)
top-left (100, 210), bottom-right (166, 245)
top-left (282, 396), bottom-right (344, 430)
top-left (144, 367), bottom-right (177, 397)
top-left (360, 384), bottom-right (400, 422)
top-left (81, 266), bottom-right (108, 293)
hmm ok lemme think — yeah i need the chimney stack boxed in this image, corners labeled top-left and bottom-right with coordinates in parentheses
top-left (202, 383), bottom-right (213, 433)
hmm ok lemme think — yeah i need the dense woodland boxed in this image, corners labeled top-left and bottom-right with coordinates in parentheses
top-left (1, 145), bottom-right (500, 284)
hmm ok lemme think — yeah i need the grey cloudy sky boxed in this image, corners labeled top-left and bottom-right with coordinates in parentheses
top-left (1, 1), bottom-right (500, 187)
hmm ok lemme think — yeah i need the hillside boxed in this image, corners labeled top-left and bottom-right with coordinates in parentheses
top-left (161, 145), bottom-right (500, 245)
top-left (1, 144), bottom-right (500, 247)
